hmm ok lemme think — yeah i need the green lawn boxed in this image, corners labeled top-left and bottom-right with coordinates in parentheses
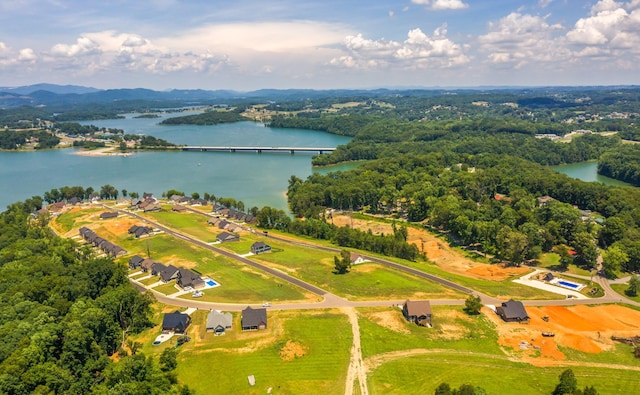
top-left (358, 306), bottom-right (501, 359)
top-left (249, 240), bottom-right (463, 300)
top-left (360, 306), bottom-right (640, 394)
top-left (367, 354), bottom-right (640, 395)
top-left (53, 207), bottom-right (102, 233)
top-left (152, 282), bottom-right (180, 295)
top-left (611, 283), bottom-right (640, 302)
top-left (142, 210), bottom-right (219, 243)
top-left (92, 229), bottom-right (312, 303)
top-left (171, 309), bottom-right (352, 394)
top-left (535, 253), bottom-right (594, 276)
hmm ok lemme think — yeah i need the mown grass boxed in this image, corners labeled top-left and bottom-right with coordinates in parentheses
top-left (358, 306), bottom-right (501, 359)
top-left (249, 240), bottom-right (462, 300)
top-left (52, 207), bottom-right (102, 233)
top-left (89, 228), bottom-right (311, 303)
top-left (367, 355), bottom-right (640, 395)
top-left (535, 253), bottom-right (593, 276)
top-left (611, 283), bottom-right (640, 302)
top-left (142, 210), bottom-right (219, 243)
top-left (152, 282), bottom-right (180, 295)
top-left (170, 309), bottom-right (352, 394)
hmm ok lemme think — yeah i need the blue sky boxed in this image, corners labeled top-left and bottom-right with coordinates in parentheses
top-left (0, 0), bottom-right (638, 90)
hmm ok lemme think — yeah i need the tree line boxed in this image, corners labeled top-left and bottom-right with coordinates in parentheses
top-left (0, 199), bottom-right (191, 394)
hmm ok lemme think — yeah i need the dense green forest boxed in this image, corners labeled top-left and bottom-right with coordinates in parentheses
top-left (598, 145), bottom-right (640, 186)
top-left (0, 129), bottom-right (60, 149)
top-left (0, 200), bottom-right (190, 394)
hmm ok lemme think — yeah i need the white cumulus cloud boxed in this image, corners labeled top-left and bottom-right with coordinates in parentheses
top-left (566, 0), bottom-right (640, 50)
top-left (411, 0), bottom-right (469, 10)
top-left (333, 25), bottom-right (469, 70)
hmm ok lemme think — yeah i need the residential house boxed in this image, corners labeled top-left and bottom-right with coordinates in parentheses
top-left (176, 268), bottom-right (205, 289)
top-left (496, 300), bottom-right (529, 322)
top-left (206, 311), bottom-right (233, 335)
top-left (158, 265), bottom-right (180, 283)
top-left (350, 253), bottom-right (370, 265)
top-left (402, 300), bottom-right (432, 326)
top-left (537, 195), bottom-right (556, 206)
top-left (217, 219), bottom-right (231, 230)
top-left (251, 242), bottom-right (272, 254)
top-left (140, 258), bottom-right (156, 272)
top-left (143, 203), bottom-right (161, 212)
top-left (99, 211), bottom-right (118, 220)
top-left (68, 196), bottom-right (82, 205)
top-left (217, 232), bottom-right (240, 243)
top-left (128, 225), bottom-right (154, 238)
top-left (162, 311), bottom-right (191, 333)
top-left (172, 205), bottom-right (187, 213)
top-left (129, 255), bottom-right (144, 269)
top-left (207, 217), bottom-right (220, 226)
top-left (47, 201), bottom-right (66, 213)
top-left (241, 307), bottom-right (267, 331)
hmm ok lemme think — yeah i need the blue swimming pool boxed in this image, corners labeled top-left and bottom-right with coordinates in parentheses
top-left (558, 280), bottom-right (579, 289)
top-left (206, 280), bottom-right (217, 287)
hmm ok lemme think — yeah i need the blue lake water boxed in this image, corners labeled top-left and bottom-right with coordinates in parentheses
top-left (0, 114), bottom-right (353, 212)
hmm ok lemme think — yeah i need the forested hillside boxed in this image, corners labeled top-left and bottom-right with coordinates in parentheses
top-left (0, 200), bottom-right (189, 394)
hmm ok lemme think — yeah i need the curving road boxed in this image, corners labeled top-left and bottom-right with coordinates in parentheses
top-left (112, 204), bottom-right (639, 311)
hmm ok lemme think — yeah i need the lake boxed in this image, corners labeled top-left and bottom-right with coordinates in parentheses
top-left (550, 161), bottom-right (632, 187)
top-left (0, 114), bottom-right (352, 212)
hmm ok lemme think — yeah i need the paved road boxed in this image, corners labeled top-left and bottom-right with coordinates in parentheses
top-left (114, 204), bottom-right (639, 311)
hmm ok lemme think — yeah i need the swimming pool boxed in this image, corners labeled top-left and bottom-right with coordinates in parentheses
top-left (558, 280), bottom-right (578, 289)
top-left (206, 280), bottom-right (217, 287)
top-left (551, 278), bottom-right (586, 291)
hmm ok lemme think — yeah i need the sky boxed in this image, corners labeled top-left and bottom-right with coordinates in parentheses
top-left (0, 0), bottom-right (638, 90)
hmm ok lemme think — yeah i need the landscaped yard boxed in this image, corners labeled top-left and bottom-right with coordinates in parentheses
top-left (84, 226), bottom-right (315, 303)
top-left (167, 309), bottom-right (352, 394)
top-left (612, 283), bottom-right (640, 302)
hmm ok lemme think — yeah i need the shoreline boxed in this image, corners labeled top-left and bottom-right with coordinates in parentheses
top-left (72, 147), bottom-right (132, 157)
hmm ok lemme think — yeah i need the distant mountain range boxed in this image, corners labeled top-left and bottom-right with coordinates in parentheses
top-left (1, 83), bottom-right (638, 110)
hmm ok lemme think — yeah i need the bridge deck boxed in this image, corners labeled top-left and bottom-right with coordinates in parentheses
top-left (182, 146), bottom-right (336, 153)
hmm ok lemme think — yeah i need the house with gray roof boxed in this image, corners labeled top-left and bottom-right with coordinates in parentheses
top-left (217, 231), bottom-right (239, 242)
top-left (241, 307), bottom-right (267, 331)
top-left (162, 311), bottom-right (191, 333)
top-left (496, 299), bottom-right (529, 322)
top-left (206, 311), bottom-right (233, 335)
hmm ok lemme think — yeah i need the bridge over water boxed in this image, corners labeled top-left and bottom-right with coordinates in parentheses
top-left (181, 146), bottom-right (337, 154)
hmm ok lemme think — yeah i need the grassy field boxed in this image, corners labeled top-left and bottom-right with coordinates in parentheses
top-left (51, 207), bottom-right (103, 233)
top-left (612, 283), bottom-right (640, 302)
top-left (358, 306), bottom-right (502, 359)
top-left (367, 355), bottom-right (640, 394)
top-left (89, 227), bottom-right (313, 303)
top-left (167, 309), bottom-right (352, 394)
top-left (535, 253), bottom-right (593, 276)
top-left (247, 238), bottom-right (463, 300)
top-left (359, 306), bottom-right (640, 394)
top-left (141, 209), bottom-right (219, 243)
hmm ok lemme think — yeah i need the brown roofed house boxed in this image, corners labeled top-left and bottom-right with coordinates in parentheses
top-left (402, 300), bottom-right (432, 326)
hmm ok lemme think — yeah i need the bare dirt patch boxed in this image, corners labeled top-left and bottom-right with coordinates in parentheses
top-left (279, 340), bottom-right (308, 361)
top-left (484, 305), bottom-right (640, 366)
top-left (331, 214), bottom-right (528, 281)
top-left (367, 311), bottom-right (410, 334)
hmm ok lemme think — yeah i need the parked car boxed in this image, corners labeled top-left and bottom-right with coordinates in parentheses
top-left (262, 302), bottom-right (271, 307)
top-left (192, 290), bottom-right (203, 298)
